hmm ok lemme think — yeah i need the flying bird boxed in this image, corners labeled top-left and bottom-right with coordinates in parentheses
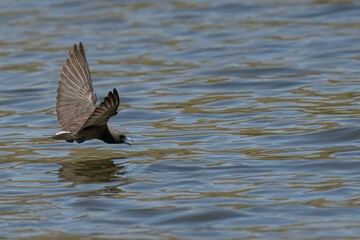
top-left (52, 42), bottom-right (133, 145)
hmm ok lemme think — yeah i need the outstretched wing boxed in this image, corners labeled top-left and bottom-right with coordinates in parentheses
top-left (56, 42), bottom-right (97, 132)
top-left (78, 88), bottom-right (120, 131)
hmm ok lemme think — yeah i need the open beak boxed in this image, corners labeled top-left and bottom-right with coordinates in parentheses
top-left (124, 136), bottom-right (134, 146)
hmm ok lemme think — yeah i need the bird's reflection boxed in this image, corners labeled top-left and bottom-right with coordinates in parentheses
top-left (59, 158), bottom-right (127, 185)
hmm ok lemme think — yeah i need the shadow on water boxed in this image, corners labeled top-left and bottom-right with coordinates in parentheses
top-left (59, 158), bottom-right (127, 185)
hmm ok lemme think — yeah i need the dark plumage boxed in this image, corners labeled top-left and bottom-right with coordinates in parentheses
top-left (52, 42), bottom-right (133, 145)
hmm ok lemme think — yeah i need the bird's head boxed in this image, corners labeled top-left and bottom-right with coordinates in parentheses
top-left (104, 125), bottom-right (133, 145)
top-left (118, 134), bottom-right (134, 145)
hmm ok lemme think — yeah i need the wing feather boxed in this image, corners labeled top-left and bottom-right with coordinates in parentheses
top-left (56, 42), bottom-right (97, 133)
top-left (79, 88), bottom-right (120, 131)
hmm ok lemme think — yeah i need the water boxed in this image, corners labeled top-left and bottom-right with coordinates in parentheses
top-left (0, 0), bottom-right (360, 239)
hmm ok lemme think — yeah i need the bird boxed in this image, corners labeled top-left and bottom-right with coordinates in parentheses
top-left (52, 42), bottom-right (133, 145)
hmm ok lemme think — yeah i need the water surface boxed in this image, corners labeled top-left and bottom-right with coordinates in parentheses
top-left (0, 0), bottom-right (360, 239)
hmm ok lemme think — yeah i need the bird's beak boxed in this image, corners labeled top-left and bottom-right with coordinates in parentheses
top-left (124, 137), bottom-right (134, 146)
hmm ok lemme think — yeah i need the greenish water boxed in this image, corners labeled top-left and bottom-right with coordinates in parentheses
top-left (0, 0), bottom-right (360, 239)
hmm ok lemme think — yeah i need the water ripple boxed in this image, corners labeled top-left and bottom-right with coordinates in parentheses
top-left (0, 0), bottom-right (360, 239)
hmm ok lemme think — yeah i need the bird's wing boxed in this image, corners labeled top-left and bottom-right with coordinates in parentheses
top-left (79, 88), bottom-right (120, 131)
top-left (56, 42), bottom-right (97, 133)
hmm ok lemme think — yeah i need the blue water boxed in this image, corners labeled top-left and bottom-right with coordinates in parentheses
top-left (0, 1), bottom-right (360, 239)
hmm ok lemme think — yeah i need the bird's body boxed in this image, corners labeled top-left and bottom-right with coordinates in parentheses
top-left (53, 126), bottom-right (106, 143)
top-left (52, 42), bottom-right (132, 145)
